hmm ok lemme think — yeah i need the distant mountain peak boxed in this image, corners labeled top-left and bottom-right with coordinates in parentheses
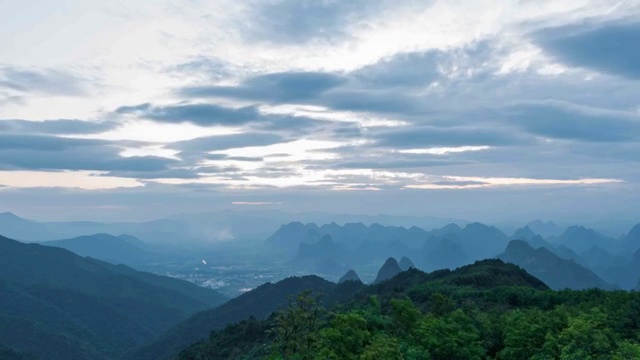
top-left (0, 211), bottom-right (19, 219)
top-left (565, 225), bottom-right (588, 233)
top-left (465, 222), bottom-right (491, 230)
top-left (499, 239), bottom-right (614, 290)
top-left (442, 223), bottom-right (462, 231)
top-left (373, 257), bottom-right (402, 284)
top-left (504, 239), bottom-right (534, 253)
top-left (398, 256), bottom-right (416, 271)
top-left (513, 225), bottom-right (536, 240)
top-left (529, 219), bottom-right (557, 227)
top-left (338, 269), bottom-right (362, 284)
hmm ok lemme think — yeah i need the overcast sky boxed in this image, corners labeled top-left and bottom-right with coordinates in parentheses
top-left (1, 0), bottom-right (639, 222)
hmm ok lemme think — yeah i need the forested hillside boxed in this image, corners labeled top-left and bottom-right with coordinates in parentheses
top-left (178, 260), bottom-right (640, 359)
top-left (124, 275), bottom-right (364, 360)
top-left (0, 234), bottom-right (226, 360)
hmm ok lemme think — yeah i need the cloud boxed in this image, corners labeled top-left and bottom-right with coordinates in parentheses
top-left (168, 57), bottom-right (234, 81)
top-left (242, 0), bottom-right (393, 44)
top-left (231, 201), bottom-right (282, 205)
top-left (0, 67), bottom-right (89, 95)
top-left (178, 44), bottom-right (493, 117)
top-left (0, 134), bottom-right (178, 172)
top-left (0, 119), bottom-right (116, 135)
top-left (373, 126), bottom-right (526, 148)
top-left (507, 101), bottom-right (640, 142)
top-left (535, 20), bottom-right (640, 79)
top-left (331, 159), bottom-right (462, 169)
top-left (117, 103), bottom-right (259, 126)
top-left (352, 50), bottom-right (442, 87)
top-left (0, 134), bottom-right (106, 151)
top-left (406, 176), bottom-right (623, 190)
top-left (183, 71), bottom-right (347, 102)
top-left (0, 170), bottom-right (142, 190)
top-left (398, 146), bottom-right (491, 155)
top-left (104, 168), bottom-right (201, 180)
top-left (0, 149), bottom-right (177, 172)
top-left (176, 133), bottom-right (286, 152)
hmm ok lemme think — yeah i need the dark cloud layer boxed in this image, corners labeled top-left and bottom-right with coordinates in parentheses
top-left (176, 133), bottom-right (285, 152)
top-left (0, 119), bottom-right (116, 135)
top-left (117, 103), bottom-right (259, 126)
top-left (0, 134), bottom-right (177, 172)
top-left (0, 148), bottom-right (176, 172)
top-left (183, 72), bottom-right (347, 102)
top-left (373, 126), bottom-right (526, 148)
top-left (0, 134), bottom-right (106, 151)
top-left (508, 101), bottom-right (640, 142)
top-left (245, 0), bottom-right (383, 44)
top-left (536, 21), bottom-right (640, 79)
top-left (0, 67), bottom-right (89, 95)
top-left (352, 50), bottom-right (442, 87)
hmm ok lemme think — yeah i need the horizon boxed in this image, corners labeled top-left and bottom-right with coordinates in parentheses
top-left (2, 1), bottom-right (640, 222)
top-left (2, 208), bottom-right (638, 240)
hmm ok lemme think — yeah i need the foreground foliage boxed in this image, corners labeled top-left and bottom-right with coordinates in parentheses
top-left (179, 260), bottom-right (640, 360)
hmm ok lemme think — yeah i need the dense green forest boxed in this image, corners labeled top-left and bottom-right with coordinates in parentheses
top-left (0, 345), bottom-right (36, 360)
top-left (178, 260), bottom-right (640, 360)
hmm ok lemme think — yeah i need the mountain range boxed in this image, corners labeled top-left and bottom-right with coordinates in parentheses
top-left (548, 225), bottom-right (618, 253)
top-left (270, 221), bottom-right (512, 268)
top-left (0, 211), bottom-right (462, 245)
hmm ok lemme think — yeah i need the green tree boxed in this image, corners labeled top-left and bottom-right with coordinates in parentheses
top-left (499, 308), bottom-right (564, 359)
top-left (613, 341), bottom-right (640, 360)
top-left (270, 291), bottom-right (321, 360)
top-left (556, 309), bottom-right (616, 360)
top-left (431, 293), bottom-right (455, 317)
top-left (390, 298), bottom-right (421, 336)
top-left (360, 334), bottom-right (403, 360)
top-left (316, 311), bottom-right (370, 360)
top-left (417, 310), bottom-right (484, 360)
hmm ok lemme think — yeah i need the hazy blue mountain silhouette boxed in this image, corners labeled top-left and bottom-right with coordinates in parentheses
top-left (421, 238), bottom-right (471, 271)
top-left (604, 248), bottom-right (640, 289)
top-left (266, 222), bottom-right (321, 254)
top-left (551, 225), bottom-right (616, 253)
top-left (0, 212), bottom-right (53, 241)
top-left (498, 240), bottom-right (614, 290)
top-left (339, 269), bottom-right (362, 284)
top-left (581, 245), bottom-right (619, 271)
top-left (398, 256), bottom-right (416, 271)
top-left (512, 225), bottom-right (537, 241)
top-left (41, 233), bottom-right (153, 266)
top-left (526, 220), bottom-right (564, 238)
top-left (623, 223), bottom-right (640, 252)
top-left (373, 257), bottom-right (403, 284)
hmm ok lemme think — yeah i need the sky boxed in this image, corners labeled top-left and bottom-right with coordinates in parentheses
top-left (1, 0), bottom-right (640, 222)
